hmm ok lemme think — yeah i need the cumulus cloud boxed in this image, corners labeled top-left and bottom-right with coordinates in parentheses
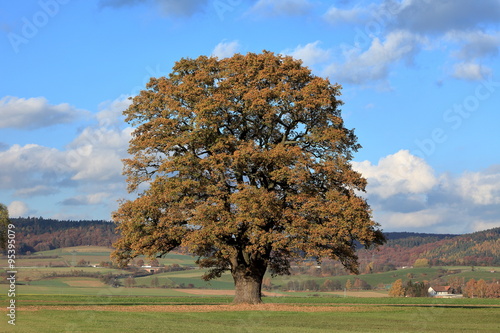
top-left (14, 186), bottom-right (59, 198)
top-left (0, 96), bottom-right (86, 130)
top-left (448, 169), bottom-right (500, 206)
top-left (65, 96), bottom-right (133, 182)
top-left (212, 40), bottom-right (241, 59)
top-left (282, 41), bottom-right (331, 67)
top-left (249, 0), bottom-right (313, 17)
top-left (447, 30), bottom-right (500, 60)
top-left (96, 96), bottom-right (131, 128)
top-left (326, 30), bottom-right (425, 84)
top-left (392, 0), bottom-right (500, 34)
top-left (99, 0), bottom-right (209, 16)
top-left (452, 62), bottom-right (492, 81)
top-left (353, 150), bottom-right (437, 199)
top-left (61, 192), bottom-right (112, 206)
top-left (0, 144), bottom-right (72, 189)
top-left (68, 126), bottom-right (132, 182)
top-left (0, 96), bottom-right (133, 219)
top-left (377, 209), bottom-right (444, 229)
top-left (321, 1), bottom-right (500, 85)
top-left (353, 150), bottom-right (500, 233)
top-left (8, 201), bottom-right (30, 217)
top-left (323, 5), bottom-right (371, 25)
top-left (443, 30), bottom-right (500, 81)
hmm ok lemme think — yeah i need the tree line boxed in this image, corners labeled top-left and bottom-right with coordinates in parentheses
top-left (389, 278), bottom-right (500, 298)
top-left (7, 217), bottom-right (118, 254)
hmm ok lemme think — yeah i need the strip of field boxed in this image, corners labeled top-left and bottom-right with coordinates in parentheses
top-left (1, 298), bottom-right (499, 333)
top-left (325, 291), bottom-right (389, 297)
top-left (15, 304), bottom-right (373, 313)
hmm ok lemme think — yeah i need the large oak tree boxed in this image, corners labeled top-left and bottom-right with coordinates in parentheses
top-left (112, 51), bottom-right (385, 304)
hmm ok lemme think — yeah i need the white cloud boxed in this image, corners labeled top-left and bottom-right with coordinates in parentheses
top-left (249, 0), bottom-right (313, 17)
top-left (326, 30), bottom-right (426, 84)
top-left (353, 149), bottom-right (437, 199)
top-left (0, 96), bottom-right (87, 130)
top-left (0, 96), bottom-right (133, 220)
top-left (96, 96), bottom-right (131, 128)
top-left (450, 170), bottom-right (500, 206)
top-left (321, 1), bottom-right (500, 85)
top-left (0, 144), bottom-right (72, 189)
top-left (447, 30), bottom-right (500, 60)
top-left (212, 40), bottom-right (240, 59)
top-left (452, 62), bottom-right (492, 81)
top-left (68, 127), bottom-right (132, 182)
top-left (323, 6), bottom-right (370, 25)
top-left (471, 220), bottom-right (500, 232)
top-left (282, 41), bottom-right (331, 67)
top-left (377, 209), bottom-right (444, 229)
top-left (393, 0), bottom-right (500, 34)
top-left (353, 150), bottom-right (500, 233)
top-left (65, 96), bottom-right (132, 182)
top-left (14, 185), bottom-right (59, 198)
top-left (8, 201), bottom-right (30, 217)
top-left (61, 192), bottom-right (112, 206)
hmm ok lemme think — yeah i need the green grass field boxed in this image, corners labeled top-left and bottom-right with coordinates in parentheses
top-left (0, 295), bottom-right (499, 332)
top-left (2, 246), bottom-right (500, 332)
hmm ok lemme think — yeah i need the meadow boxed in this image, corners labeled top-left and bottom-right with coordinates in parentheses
top-left (1, 246), bottom-right (499, 332)
top-left (1, 294), bottom-right (499, 332)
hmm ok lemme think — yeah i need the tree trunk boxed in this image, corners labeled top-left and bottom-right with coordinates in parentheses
top-left (231, 262), bottom-right (267, 304)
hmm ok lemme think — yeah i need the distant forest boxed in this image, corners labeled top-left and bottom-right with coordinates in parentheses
top-left (8, 217), bottom-right (500, 268)
top-left (358, 228), bottom-right (500, 269)
top-left (10, 217), bottom-right (118, 254)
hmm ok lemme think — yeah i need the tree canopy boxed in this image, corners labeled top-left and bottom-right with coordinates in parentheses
top-left (112, 51), bottom-right (385, 303)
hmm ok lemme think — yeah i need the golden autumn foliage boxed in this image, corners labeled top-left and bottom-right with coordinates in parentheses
top-left (388, 279), bottom-right (405, 297)
top-left (112, 51), bottom-right (385, 303)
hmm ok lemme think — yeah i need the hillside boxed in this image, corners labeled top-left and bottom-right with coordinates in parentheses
top-left (11, 217), bottom-right (118, 254)
top-left (8, 217), bottom-right (500, 269)
top-left (359, 228), bottom-right (500, 269)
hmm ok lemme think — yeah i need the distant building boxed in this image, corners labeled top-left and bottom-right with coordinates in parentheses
top-left (141, 265), bottom-right (162, 273)
top-left (428, 286), bottom-right (462, 298)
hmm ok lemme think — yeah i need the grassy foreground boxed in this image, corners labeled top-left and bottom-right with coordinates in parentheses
top-left (1, 295), bottom-right (499, 332)
top-left (2, 246), bottom-right (500, 332)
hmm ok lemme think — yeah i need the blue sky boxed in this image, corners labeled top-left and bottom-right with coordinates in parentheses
top-left (1, 0), bottom-right (500, 234)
